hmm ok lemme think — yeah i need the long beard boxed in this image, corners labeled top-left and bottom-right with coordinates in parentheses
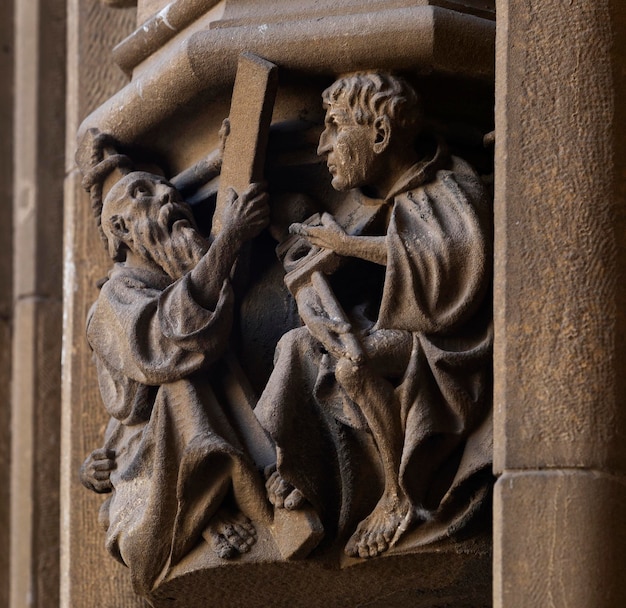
top-left (132, 216), bottom-right (208, 281)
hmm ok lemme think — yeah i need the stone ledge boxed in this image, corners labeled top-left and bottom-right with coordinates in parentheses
top-left (150, 533), bottom-right (491, 608)
top-left (78, 6), bottom-right (494, 147)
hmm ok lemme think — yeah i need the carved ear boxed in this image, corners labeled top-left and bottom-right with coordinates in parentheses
top-left (106, 214), bottom-right (130, 260)
top-left (372, 115), bottom-right (391, 154)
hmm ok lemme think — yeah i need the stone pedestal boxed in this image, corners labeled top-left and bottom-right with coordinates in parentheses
top-left (152, 537), bottom-right (491, 608)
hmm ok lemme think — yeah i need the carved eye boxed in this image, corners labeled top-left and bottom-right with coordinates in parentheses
top-left (132, 185), bottom-right (151, 198)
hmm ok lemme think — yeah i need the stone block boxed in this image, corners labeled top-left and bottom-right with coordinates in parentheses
top-left (494, 470), bottom-right (626, 608)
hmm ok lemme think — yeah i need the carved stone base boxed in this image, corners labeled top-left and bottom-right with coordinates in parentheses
top-left (149, 533), bottom-right (491, 607)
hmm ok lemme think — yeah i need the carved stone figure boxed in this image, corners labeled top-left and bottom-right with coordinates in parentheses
top-left (77, 69), bottom-right (493, 604)
top-left (78, 133), bottom-right (271, 595)
top-left (256, 73), bottom-right (493, 559)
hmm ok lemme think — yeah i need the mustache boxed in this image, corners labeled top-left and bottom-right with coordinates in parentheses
top-left (157, 201), bottom-right (197, 234)
top-left (131, 208), bottom-right (208, 281)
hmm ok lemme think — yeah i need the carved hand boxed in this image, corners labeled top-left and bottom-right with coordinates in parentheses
top-left (290, 212), bottom-right (348, 255)
top-left (80, 448), bottom-right (116, 494)
top-left (218, 118), bottom-right (231, 159)
top-left (221, 182), bottom-right (270, 247)
top-left (296, 286), bottom-right (354, 359)
top-left (292, 211), bottom-right (388, 266)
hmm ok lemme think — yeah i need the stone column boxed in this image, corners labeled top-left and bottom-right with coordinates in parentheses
top-left (10, 0), bottom-right (66, 605)
top-left (0, 1), bottom-right (14, 605)
top-left (494, 2), bottom-right (626, 606)
top-left (61, 2), bottom-right (145, 606)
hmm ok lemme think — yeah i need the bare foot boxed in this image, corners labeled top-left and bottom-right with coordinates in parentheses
top-left (264, 467), bottom-right (306, 511)
top-left (203, 510), bottom-right (257, 559)
top-left (345, 494), bottom-right (415, 559)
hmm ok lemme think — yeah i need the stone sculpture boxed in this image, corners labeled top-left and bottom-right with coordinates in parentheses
top-left (256, 72), bottom-right (493, 558)
top-left (78, 131), bottom-right (271, 595)
top-left (78, 70), bottom-right (493, 600)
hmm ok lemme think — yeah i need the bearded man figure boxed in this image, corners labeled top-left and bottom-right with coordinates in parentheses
top-left (79, 136), bottom-right (270, 597)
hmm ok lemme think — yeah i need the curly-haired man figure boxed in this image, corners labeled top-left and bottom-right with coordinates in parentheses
top-left (256, 73), bottom-right (493, 559)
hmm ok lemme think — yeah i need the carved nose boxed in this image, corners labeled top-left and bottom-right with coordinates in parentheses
top-left (317, 129), bottom-right (331, 156)
top-left (155, 186), bottom-right (171, 206)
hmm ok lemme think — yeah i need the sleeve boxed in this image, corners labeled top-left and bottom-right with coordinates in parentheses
top-left (377, 159), bottom-right (491, 334)
top-left (87, 272), bottom-right (234, 386)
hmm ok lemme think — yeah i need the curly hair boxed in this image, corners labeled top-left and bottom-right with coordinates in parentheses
top-left (322, 73), bottom-right (422, 134)
top-left (77, 129), bottom-right (134, 247)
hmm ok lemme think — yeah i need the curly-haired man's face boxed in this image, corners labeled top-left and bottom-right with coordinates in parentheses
top-left (317, 101), bottom-right (379, 192)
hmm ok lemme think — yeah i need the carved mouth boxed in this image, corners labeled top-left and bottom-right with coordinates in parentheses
top-left (161, 202), bottom-right (195, 233)
top-left (171, 218), bottom-right (190, 231)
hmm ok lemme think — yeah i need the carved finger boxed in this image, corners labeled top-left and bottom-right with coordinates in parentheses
top-left (92, 470), bottom-right (112, 481)
top-left (92, 459), bottom-right (115, 471)
top-left (272, 490), bottom-right (286, 509)
top-left (92, 479), bottom-right (113, 494)
top-left (91, 448), bottom-right (114, 461)
top-left (247, 189), bottom-right (269, 205)
top-left (224, 187), bottom-right (238, 206)
top-left (324, 317), bottom-right (352, 334)
top-left (247, 209), bottom-right (270, 224)
top-left (302, 226), bottom-right (323, 239)
top-left (249, 198), bottom-right (270, 213)
top-left (265, 470), bottom-right (281, 493)
top-left (266, 477), bottom-right (285, 507)
top-left (242, 182), bottom-right (266, 200)
top-left (219, 118), bottom-right (230, 152)
top-left (288, 222), bottom-right (309, 237)
top-left (301, 229), bottom-right (338, 250)
top-left (284, 488), bottom-right (305, 511)
top-left (321, 212), bottom-right (340, 229)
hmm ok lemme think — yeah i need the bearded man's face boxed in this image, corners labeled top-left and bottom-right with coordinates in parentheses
top-left (102, 172), bottom-right (208, 280)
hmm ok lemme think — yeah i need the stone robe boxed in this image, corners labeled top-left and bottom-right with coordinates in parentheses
top-left (256, 146), bottom-right (493, 543)
top-left (87, 264), bottom-right (266, 595)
